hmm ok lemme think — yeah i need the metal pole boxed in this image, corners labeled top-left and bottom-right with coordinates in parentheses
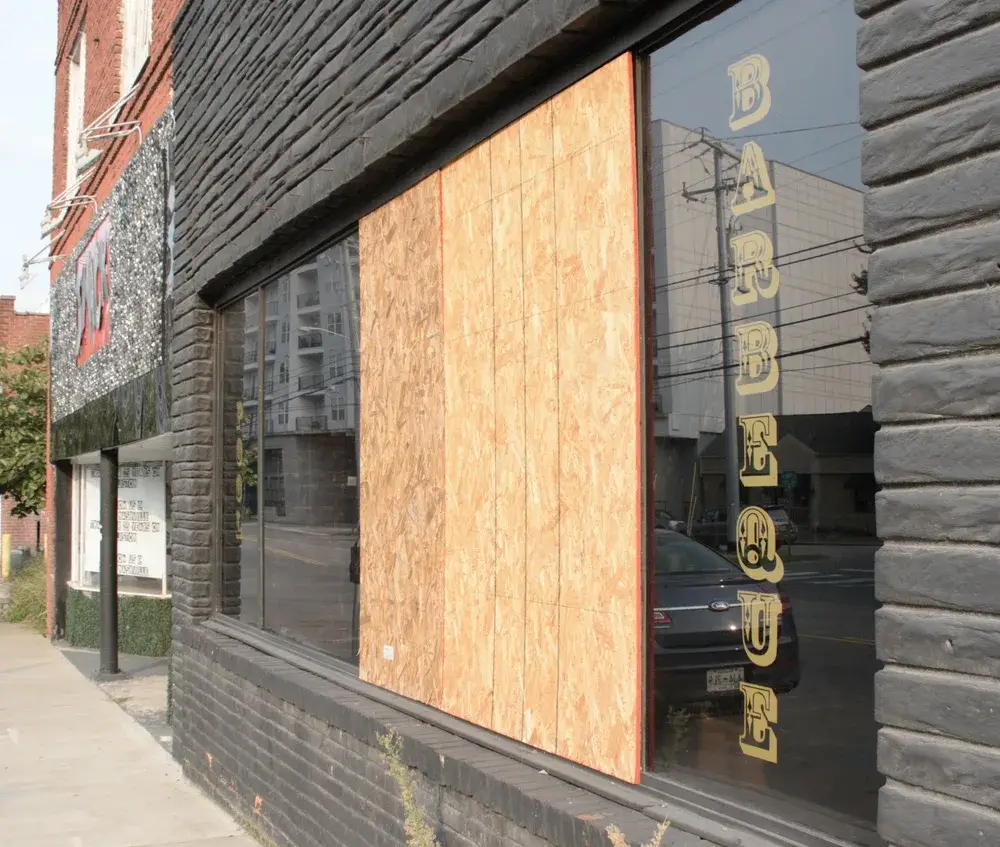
top-left (714, 147), bottom-right (741, 550)
top-left (99, 448), bottom-right (119, 675)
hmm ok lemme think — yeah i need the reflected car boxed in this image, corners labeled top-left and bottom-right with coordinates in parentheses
top-left (654, 507), bottom-right (687, 534)
top-left (690, 507), bottom-right (727, 549)
top-left (651, 530), bottom-right (800, 707)
top-left (692, 506), bottom-right (795, 550)
top-left (764, 505), bottom-right (798, 546)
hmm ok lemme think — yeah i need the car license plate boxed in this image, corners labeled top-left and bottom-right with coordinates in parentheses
top-left (706, 667), bottom-right (744, 693)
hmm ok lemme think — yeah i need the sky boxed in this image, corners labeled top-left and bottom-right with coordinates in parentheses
top-left (650, 0), bottom-right (862, 190)
top-left (0, 0), bottom-right (858, 317)
top-left (0, 0), bottom-right (57, 314)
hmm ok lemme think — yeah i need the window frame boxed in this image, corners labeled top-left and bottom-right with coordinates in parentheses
top-left (212, 229), bottom-right (363, 654)
top-left (121, 0), bottom-right (153, 89)
top-left (66, 29), bottom-right (87, 191)
top-left (204, 2), bottom-right (875, 843)
top-left (632, 7), bottom-right (881, 846)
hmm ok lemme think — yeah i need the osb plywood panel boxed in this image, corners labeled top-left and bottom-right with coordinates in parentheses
top-left (558, 605), bottom-right (639, 781)
top-left (358, 174), bottom-right (446, 708)
top-left (523, 599), bottom-right (559, 752)
top-left (441, 141), bottom-right (497, 727)
top-left (493, 594), bottom-right (526, 739)
top-left (520, 100), bottom-right (560, 753)
top-left (491, 122), bottom-right (527, 739)
top-left (552, 54), bottom-right (640, 782)
top-left (360, 53), bottom-right (640, 784)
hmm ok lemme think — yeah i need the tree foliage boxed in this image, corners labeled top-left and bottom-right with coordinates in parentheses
top-left (852, 268), bottom-right (871, 355)
top-left (0, 342), bottom-right (48, 517)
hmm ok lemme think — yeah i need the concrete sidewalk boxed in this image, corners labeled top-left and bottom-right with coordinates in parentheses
top-left (0, 624), bottom-right (256, 847)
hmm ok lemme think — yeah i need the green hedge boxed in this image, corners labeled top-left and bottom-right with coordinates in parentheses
top-left (66, 586), bottom-right (172, 657)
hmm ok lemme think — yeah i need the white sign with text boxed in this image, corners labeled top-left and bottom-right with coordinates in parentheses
top-left (82, 461), bottom-right (167, 580)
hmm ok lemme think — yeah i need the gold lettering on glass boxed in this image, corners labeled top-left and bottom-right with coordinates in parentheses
top-left (737, 506), bottom-right (784, 583)
top-left (728, 54), bottom-right (772, 131)
top-left (731, 141), bottom-right (776, 216)
top-left (739, 590), bottom-right (780, 668)
top-left (740, 682), bottom-right (779, 763)
top-left (736, 321), bottom-right (780, 396)
top-left (724, 53), bottom-right (782, 765)
top-left (739, 413), bottom-right (778, 487)
top-left (731, 230), bottom-right (780, 306)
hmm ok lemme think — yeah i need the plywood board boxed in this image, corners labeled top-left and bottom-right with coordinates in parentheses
top-left (523, 599), bottom-right (559, 752)
top-left (441, 141), bottom-right (497, 727)
top-left (491, 124), bottom-right (527, 737)
top-left (358, 174), bottom-right (446, 708)
top-left (557, 605), bottom-right (639, 781)
top-left (492, 593), bottom-right (526, 739)
top-left (552, 54), bottom-right (641, 783)
top-left (520, 101), bottom-right (561, 752)
top-left (359, 53), bottom-right (641, 784)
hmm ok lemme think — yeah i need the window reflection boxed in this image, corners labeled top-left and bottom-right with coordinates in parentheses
top-left (645, 0), bottom-right (880, 838)
top-left (219, 292), bottom-right (260, 624)
top-left (259, 236), bottom-right (361, 663)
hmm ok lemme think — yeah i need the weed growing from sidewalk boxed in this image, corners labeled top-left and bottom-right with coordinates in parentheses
top-left (378, 729), bottom-right (441, 847)
top-left (378, 727), bottom-right (669, 847)
top-left (606, 820), bottom-right (671, 847)
top-left (240, 816), bottom-right (278, 847)
top-left (5, 554), bottom-right (45, 632)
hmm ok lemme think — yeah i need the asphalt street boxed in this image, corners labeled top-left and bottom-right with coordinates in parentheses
top-left (652, 544), bottom-right (882, 842)
top-left (230, 525), bottom-right (881, 839)
top-left (233, 522), bottom-right (360, 665)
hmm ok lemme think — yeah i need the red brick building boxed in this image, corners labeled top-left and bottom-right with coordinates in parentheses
top-left (45, 0), bottom-right (185, 637)
top-left (0, 296), bottom-right (49, 560)
top-left (49, 0), bottom-right (182, 271)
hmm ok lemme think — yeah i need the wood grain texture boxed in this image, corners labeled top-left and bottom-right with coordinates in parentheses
top-left (359, 54), bottom-right (640, 783)
top-left (358, 175), bottom-right (446, 708)
top-left (491, 122), bottom-right (528, 739)
top-left (441, 141), bottom-right (497, 727)
top-left (520, 100), bottom-right (561, 752)
top-left (551, 54), bottom-right (640, 781)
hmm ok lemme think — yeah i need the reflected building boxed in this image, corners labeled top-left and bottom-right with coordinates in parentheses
top-left (242, 241), bottom-right (361, 528)
top-left (650, 120), bottom-right (873, 528)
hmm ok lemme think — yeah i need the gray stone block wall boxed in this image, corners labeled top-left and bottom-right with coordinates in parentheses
top-left (860, 0), bottom-right (1000, 842)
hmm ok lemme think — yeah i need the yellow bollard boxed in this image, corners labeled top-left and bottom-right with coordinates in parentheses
top-left (1, 534), bottom-right (10, 581)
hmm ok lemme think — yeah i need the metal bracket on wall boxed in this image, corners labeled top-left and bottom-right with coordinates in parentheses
top-left (82, 84), bottom-right (143, 145)
top-left (19, 230), bottom-right (68, 288)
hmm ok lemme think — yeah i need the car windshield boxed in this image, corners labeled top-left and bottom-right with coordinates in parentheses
top-left (653, 532), bottom-right (741, 576)
top-left (766, 507), bottom-right (790, 522)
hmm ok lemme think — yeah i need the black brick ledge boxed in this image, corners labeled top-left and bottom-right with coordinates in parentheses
top-left (172, 623), bottom-right (719, 847)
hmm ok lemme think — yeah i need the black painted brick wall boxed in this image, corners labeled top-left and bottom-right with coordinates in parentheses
top-left (860, 0), bottom-right (1000, 844)
top-left (173, 627), bottom-right (705, 847)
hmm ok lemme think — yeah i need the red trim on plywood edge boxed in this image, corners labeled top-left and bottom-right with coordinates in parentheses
top-left (627, 53), bottom-right (644, 787)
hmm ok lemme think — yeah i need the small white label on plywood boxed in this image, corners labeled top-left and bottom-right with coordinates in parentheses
top-left (383, 645), bottom-right (395, 661)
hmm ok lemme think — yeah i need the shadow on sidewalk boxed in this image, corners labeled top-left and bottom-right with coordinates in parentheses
top-left (58, 645), bottom-right (172, 754)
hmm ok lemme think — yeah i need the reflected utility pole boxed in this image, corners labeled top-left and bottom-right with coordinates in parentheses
top-left (682, 133), bottom-right (740, 548)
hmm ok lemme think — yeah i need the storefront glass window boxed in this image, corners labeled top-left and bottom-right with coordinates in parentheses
top-left (643, 0), bottom-right (880, 839)
top-left (259, 236), bottom-right (361, 663)
top-left (219, 291), bottom-right (261, 624)
top-left (70, 456), bottom-right (173, 598)
top-left (219, 236), bottom-right (361, 665)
